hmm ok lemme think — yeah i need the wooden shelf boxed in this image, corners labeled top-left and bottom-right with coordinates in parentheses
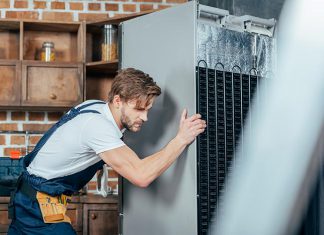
top-left (0, 21), bottom-right (20, 60)
top-left (86, 60), bottom-right (118, 74)
top-left (23, 21), bottom-right (81, 32)
top-left (87, 10), bottom-right (156, 26)
top-left (23, 60), bottom-right (83, 66)
top-left (85, 61), bottom-right (117, 101)
top-left (23, 21), bottom-right (83, 62)
top-left (0, 20), bottom-right (20, 31)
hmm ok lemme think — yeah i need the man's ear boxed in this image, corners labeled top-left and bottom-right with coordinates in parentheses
top-left (113, 95), bottom-right (122, 108)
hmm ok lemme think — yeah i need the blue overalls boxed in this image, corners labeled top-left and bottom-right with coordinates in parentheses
top-left (8, 101), bottom-right (106, 235)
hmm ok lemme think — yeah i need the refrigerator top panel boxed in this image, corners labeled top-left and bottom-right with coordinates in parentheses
top-left (197, 5), bottom-right (276, 76)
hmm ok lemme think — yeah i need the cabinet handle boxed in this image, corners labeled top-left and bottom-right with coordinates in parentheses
top-left (50, 93), bottom-right (57, 100)
top-left (91, 213), bottom-right (97, 220)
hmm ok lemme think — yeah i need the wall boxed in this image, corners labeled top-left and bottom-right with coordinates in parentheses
top-left (0, 0), bottom-right (187, 194)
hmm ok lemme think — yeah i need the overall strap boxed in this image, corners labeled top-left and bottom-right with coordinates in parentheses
top-left (23, 101), bottom-right (106, 168)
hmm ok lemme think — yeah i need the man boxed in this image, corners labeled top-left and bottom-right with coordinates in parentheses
top-left (8, 68), bottom-right (206, 234)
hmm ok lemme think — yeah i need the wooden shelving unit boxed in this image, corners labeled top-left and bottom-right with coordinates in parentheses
top-left (0, 10), bottom-right (155, 109)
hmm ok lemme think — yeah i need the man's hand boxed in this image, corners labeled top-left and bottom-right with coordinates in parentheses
top-left (176, 109), bottom-right (206, 146)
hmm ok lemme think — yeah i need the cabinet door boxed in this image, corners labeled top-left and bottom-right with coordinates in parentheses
top-left (0, 61), bottom-right (21, 106)
top-left (67, 203), bottom-right (82, 233)
top-left (21, 61), bottom-right (83, 107)
top-left (83, 204), bottom-right (118, 235)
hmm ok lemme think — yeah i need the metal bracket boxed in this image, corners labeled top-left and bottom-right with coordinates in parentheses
top-left (198, 4), bottom-right (229, 27)
top-left (197, 3), bottom-right (275, 36)
top-left (229, 15), bottom-right (276, 37)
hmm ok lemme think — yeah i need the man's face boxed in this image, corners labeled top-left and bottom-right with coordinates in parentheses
top-left (120, 98), bottom-right (155, 132)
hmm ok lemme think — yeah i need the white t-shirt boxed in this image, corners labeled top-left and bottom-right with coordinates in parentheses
top-left (27, 100), bottom-right (125, 180)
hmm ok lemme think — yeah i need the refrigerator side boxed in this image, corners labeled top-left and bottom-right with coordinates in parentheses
top-left (120, 2), bottom-right (198, 235)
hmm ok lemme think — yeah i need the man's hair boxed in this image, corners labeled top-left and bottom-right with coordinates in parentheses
top-left (108, 68), bottom-right (161, 106)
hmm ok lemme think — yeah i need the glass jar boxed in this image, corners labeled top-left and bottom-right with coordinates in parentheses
top-left (101, 24), bottom-right (118, 61)
top-left (40, 41), bottom-right (55, 62)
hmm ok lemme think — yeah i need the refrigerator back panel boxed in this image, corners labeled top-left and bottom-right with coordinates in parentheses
top-left (196, 64), bottom-right (267, 234)
top-left (197, 22), bottom-right (275, 76)
top-left (196, 9), bottom-right (275, 234)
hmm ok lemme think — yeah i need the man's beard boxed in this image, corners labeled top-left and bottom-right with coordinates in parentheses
top-left (121, 108), bottom-right (142, 132)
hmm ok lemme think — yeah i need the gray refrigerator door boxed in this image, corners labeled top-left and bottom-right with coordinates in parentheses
top-left (120, 2), bottom-right (198, 235)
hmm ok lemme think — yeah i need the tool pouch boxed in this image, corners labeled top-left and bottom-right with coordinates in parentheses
top-left (36, 191), bottom-right (71, 224)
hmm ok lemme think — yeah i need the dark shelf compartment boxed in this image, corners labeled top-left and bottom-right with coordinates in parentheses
top-left (86, 60), bottom-right (118, 74)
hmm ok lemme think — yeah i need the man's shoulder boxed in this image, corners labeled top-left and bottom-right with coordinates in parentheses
top-left (74, 100), bottom-right (106, 111)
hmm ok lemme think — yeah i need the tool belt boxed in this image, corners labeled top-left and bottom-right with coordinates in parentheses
top-left (36, 191), bottom-right (71, 223)
top-left (9, 178), bottom-right (71, 224)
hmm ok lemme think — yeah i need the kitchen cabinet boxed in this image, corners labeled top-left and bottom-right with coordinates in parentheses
top-left (83, 203), bottom-right (118, 235)
top-left (21, 61), bottom-right (83, 107)
top-left (0, 19), bottom-right (84, 110)
top-left (0, 61), bottom-right (21, 106)
top-left (0, 20), bottom-right (21, 107)
top-left (0, 11), bottom-right (154, 110)
top-left (0, 195), bottom-right (118, 235)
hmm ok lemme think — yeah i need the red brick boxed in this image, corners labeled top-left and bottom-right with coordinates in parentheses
top-left (0, 0), bottom-right (10, 8)
top-left (51, 2), bottom-right (65, 10)
top-left (23, 123), bottom-right (53, 132)
top-left (70, 2), bottom-right (83, 11)
top-left (29, 112), bottom-right (45, 121)
top-left (34, 1), bottom-right (46, 9)
top-left (140, 4), bottom-right (153, 11)
top-left (10, 135), bottom-right (25, 145)
top-left (166, 0), bottom-right (187, 2)
top-left (133, 0), bottom-right (162, 2)
top-left (123, 4), bottom-right (136, 12)
top-left (0, 135), bottom-right (6, 145)
top-left (4, 148), bottom-right (26, 157)
top-left (11, 111), bottom-right (26, 121)
top-left (0, 124), bottom-right (18, 131)
top-left (48, 112), bottom-right (64, 121)
top-left (105, 3), bottom-right (119, 11)
top-left (87, 181), bottom-right (96, 190)
top-left (108, 169), bottom-right (119, 178)
top-left (87, 179), bottom-right (118, 191)
top-left (6, 11), bottom-right (39, 20)
top-left (158, 5), bottom-right (172, 10)
top-left (88, 3), bottom-right (101, 11)
top-left (79, 13), bottom-right (109, 21)
top-left (0, 112), bottom-right (6, 120)
top-left (28, 135), bottom-right (42, 145)
top-left (108, 181), bottom-right (118, 190)
top-left (43, 12), bottom-right (73, 21)
top-left (27, 146), bottom-right (35, 153)
top-left (14, 1), bottom-right (28, 8)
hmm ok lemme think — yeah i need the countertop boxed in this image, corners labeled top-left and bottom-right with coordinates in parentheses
top-left (0, 194), bottom-right (118, 204)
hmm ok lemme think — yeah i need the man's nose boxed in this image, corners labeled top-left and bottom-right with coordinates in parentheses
top-left (140, 112), bottom-right (148, 122)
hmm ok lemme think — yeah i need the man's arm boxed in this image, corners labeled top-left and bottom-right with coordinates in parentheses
top-left (99, 109), bottom-right (206, 187)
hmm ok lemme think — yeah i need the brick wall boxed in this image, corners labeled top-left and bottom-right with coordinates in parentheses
top-left (0, 0), bottom-right (187, 194)
top-left (0, 0), bottom-right (187, 21)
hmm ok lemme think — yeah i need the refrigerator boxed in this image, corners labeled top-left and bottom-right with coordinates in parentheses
top-left (118, 1), bottom-right (275, 235)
